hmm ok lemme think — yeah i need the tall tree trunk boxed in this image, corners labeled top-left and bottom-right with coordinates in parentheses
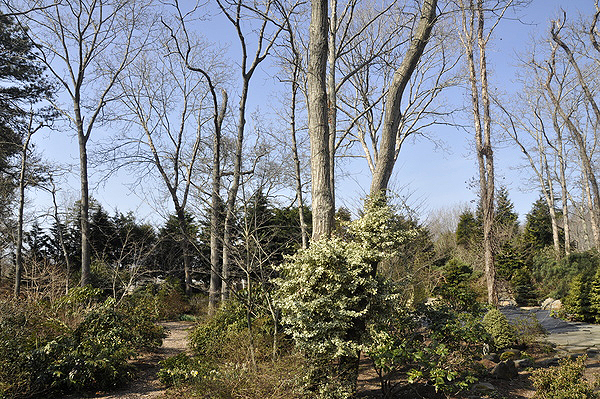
top-left (211, 90), bottom-right (226, 304)
top-left (552, 110), bottom-right (571, 255)
top-left (14, 130), bottom-right (33, 297)
top-left (327, 0), bottom-right (338, 212)
top-left (78, 129), bottom-right (91, 287)
top-left (308, 0), bottom-right (334, 240)
top-left (369, 0), bottom-right (437, 196)
top-left (290, 68), bottom-right (308, 249)
top-left (461, 0), bottom-right (497, 305)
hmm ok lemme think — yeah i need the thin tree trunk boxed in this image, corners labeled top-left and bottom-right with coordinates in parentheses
top-left (14, 129), bottom-right (33, 297)
top-left (461, 0), bottom-right (497, 305)
top-left (308, 0), bottom-right (334, 240)
top-left (327, 0), bottom-right (337, 212)
top-left (78, 129), bottom-right (91, 287)
top-left (290, 69), bottom-right (308, 249)
top-left (552, 111), bottom-right (570, 255)
top-left (211, 90), bottom-right (226, 304)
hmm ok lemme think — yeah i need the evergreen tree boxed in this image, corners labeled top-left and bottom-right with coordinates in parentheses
top-left (523, 197), bottom-right (560, 253)
top-left (0, 13), bottom-right (52, 175)
top-left (456, 210), bottom-right (480, 249)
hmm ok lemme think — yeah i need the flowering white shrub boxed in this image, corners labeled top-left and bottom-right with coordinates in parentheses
top-left (274, 194), bottom-right (413, 397)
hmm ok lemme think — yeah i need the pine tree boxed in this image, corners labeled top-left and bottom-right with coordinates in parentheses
top-left (0, 13), bottom-right (52, 175)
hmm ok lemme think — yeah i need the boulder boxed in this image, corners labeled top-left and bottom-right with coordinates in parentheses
top-left (514, 358), bottom-right (533, 368)
top-left (541, 298), bottom-right (562, 311)
top-left (491, 360), bottom-right (518, 380)
top-left (541, 297), bottom-right (555, 310)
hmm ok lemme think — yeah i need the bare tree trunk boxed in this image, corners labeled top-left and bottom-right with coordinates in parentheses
top-left (308, 0), bottom-right (334, 240)
top-left (327, 0), bottom-right (338, 212)
top-left (369, 0), bottom-right (437, 195)
top-left (78, 127), bottom-right (91, 286)
top-left (460, 0), bottom-right (498, 305)
top-left (552, 111), bottom-right (571, 255)
top-left (211, 90), bottom-right (226, 303)
top-left (50, 181), bottom-right (71, 294)
top-left (14, 129), bottom-right (34, 297)
top-left (551, 19), bottom-right (600, 249)
top-left (290, 68), bottom-right (308, 249)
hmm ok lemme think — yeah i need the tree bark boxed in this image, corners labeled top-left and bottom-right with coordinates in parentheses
top-left (308, 0), bottom-right (334, 240)
top-left (369, 0), bottom-right (437, 196)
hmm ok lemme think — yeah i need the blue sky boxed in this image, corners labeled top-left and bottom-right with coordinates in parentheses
top-left (28, 0), bottom-right (592, 227)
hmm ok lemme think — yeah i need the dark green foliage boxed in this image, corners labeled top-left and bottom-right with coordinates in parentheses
top-left (0, 13), bottom-right (52, 171)
top-left (482, 308), bottom-right (515, 351)
top-left (532, 250), bottom-right (598, 301)
top-left (456, 210), bottom-right (480, 249)
top-left (564, 274), bottom-right (592, 322)
top-left (435, 258), bottom-right (481, 313)
top-left (0, 287), bottom-right (165, 398)
top-left (154, 212), bottom-right (200, 279)
top-left (530, 355), bottom-right (598, 399)
top-left (367, 304), bottom-right (488, 396)
top-left (590, 268), bottom-right (600, 323)
top-left (511, 267), bottom-right (537, 306)
top-left (523, 197), bottom-right (560, 254)
top-left (495, 186), bottom-right (519, 237)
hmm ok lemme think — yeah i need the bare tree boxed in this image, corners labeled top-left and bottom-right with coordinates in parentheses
top-left (8, 0), bottom-right (151, 286)
top-left (112, 29), bottom-right (213, 294)
top-left (457, 0), bottom-right (517, 305)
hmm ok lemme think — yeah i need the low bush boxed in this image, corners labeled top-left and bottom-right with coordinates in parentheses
top-left (530, 355), bottom-right (597, 399)
top-left (482, 308), bottom-right (515, 351)
top-left (158, 353), bottom-right (213, 387)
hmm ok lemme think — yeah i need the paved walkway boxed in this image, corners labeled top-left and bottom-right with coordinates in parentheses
top-left (502, 306), bottom-right (600, 353)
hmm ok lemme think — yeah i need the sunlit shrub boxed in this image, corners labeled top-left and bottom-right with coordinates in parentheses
top-left (530, 355), bottom-right (597, 399)
top-left (482, 308), bottom-right (515, 351)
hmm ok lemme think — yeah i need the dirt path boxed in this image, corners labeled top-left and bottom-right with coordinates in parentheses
top-left (78, 321), bottom-right (194, 399)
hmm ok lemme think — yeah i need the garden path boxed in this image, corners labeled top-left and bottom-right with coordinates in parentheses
top-left (502, 306), bottom-right (600, 354)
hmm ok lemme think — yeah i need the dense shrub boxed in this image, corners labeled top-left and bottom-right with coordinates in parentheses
top-left (128, 279), bottom-right (192, 321)
top-left (482, 308), bottom-right (515, 350)
top-left (530, 355), bottom-right (597, 399)
top-left (366, 304), bottom-right (488, 397)
top-left (0, 287), bottom-right (164, 398)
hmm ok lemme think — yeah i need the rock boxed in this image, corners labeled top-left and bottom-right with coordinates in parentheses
top-left (541, 297), bottom-right (555, 310)
top-left (491, 360), bottom-right (518, 380)
top-left (473, 382), bottom-right (496, 393)
top-left (550, 299), bottom-right (562, 310)
top-left (514, 358), bottom-right (533, 368)
top-left (484, 353), bottom-right (500, 363)
top-left (541, 298), bottom-right (562, 311)
top-left (500, 349), bottom-right (521, 361)
top-left (499, 298), bottom-right (517, 306)
top-left (537, 357), bottom-right (559, 367)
